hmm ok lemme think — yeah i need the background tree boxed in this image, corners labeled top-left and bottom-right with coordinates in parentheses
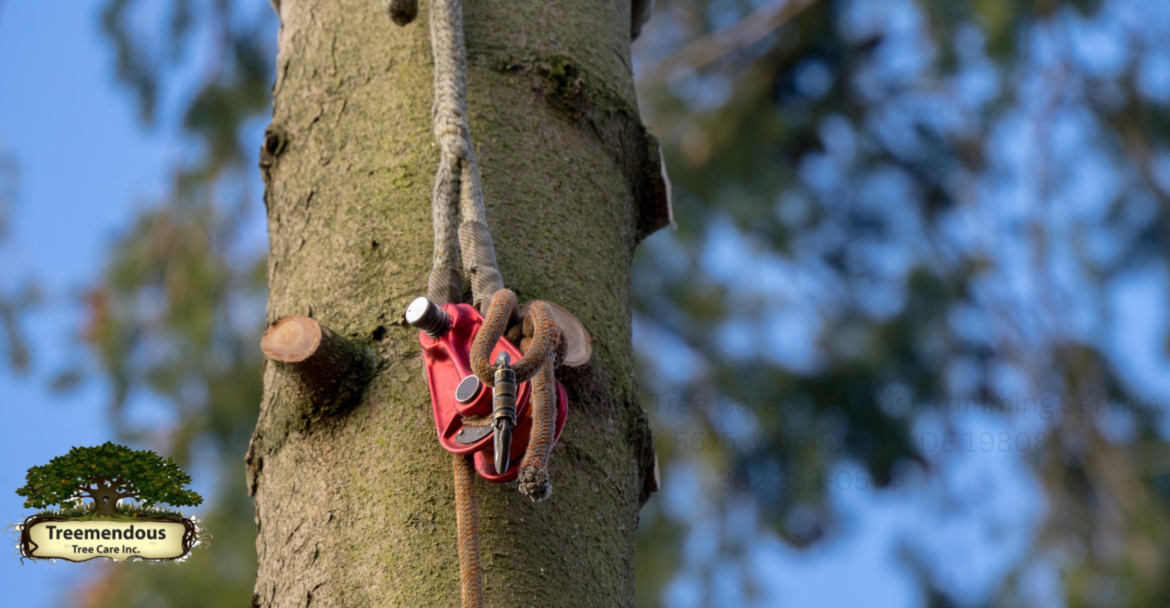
top-left (16, 442), bottom-right (203, 518)
top-left (0, 144), bottom-right (35, 374)
top-left (67, 1), bottom-right (274, 605)
top-left (633, 0), bottom-right (1170, 606)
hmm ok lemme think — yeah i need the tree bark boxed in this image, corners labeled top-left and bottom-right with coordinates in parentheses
top-left (248, 0), bottom-right (660, 606)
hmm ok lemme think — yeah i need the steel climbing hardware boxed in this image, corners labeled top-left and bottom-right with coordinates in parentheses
top-left (407, 295), bottom-right (568, 482)
top-left (404, 295), bottom-right (450, 337)
top-left (491, 352), bottom-right (517, 475)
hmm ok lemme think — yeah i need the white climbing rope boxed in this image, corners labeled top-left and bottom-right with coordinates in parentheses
top-left (426, 0), bottom-right (504, 310)
top-left (390, 2), bottom-right (505, 606)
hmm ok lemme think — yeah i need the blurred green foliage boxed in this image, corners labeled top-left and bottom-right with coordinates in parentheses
top-left (62, 0), bottom-right (275, 605)
top-left (17, 441), bottom-right (203, 513)
top-left (633, 0), bottom-right (1170, 606)
top-left (0, 147), bottom-right (35, 373)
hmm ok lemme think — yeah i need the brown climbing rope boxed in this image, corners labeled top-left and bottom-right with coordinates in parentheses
top-left (517, 362), bottom-right (557, 501)
top-left (471, 289), bottom-right (559, 501)
top-left (409, 0), bottom-right (513, 601)
top-left (452, 453), bottom-right (485, 608)
top-left (443, 289), bottom-right (560, 607)
top-left (470, 290), bottom-right (557, 387)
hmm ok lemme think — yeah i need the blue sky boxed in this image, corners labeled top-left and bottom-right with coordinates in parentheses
top-left (0, 1), bottom-right (169, 603)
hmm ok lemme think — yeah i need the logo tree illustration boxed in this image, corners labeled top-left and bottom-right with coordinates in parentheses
top-left (16, 442), bottom-right (203, 518)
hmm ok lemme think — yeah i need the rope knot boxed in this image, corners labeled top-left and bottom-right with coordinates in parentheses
top-left (470, 290), bottom-right (558, 386)
top-left (517, 467), bottom-right (552, 502)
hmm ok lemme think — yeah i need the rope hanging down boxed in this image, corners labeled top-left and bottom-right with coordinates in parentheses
top-left (427, 2), bottom-right (502, 603)
top-left (390, 0), bottom-right (567, 605)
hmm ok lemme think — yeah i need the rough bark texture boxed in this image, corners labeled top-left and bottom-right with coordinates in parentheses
top-left (248, 0), bottom-right (658, 606)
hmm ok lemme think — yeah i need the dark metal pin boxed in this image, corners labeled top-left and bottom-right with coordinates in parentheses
top-left (492, 352), bottom-right (517, 474)
top-left (455, 375), bottom-right (482, 404)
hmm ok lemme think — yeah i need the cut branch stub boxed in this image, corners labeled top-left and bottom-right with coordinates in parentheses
top-left (261, 315), bottom-right (378, 416)
top-left (509, 302), bottom-right (592, 367)
top-left (546, 302), bottom-right (592, 367)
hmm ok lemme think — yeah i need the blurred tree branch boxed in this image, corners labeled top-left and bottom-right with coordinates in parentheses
top-left (637, 0), bottom-right (819, 88)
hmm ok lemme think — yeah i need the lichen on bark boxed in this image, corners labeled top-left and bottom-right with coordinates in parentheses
top-left (249, 0), bottom-right (658, 606)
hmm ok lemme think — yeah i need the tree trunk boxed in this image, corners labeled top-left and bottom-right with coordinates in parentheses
top-left (248, 0), bottom-right (662, 606)
top-left (90, 483), bottom-right (122, 518)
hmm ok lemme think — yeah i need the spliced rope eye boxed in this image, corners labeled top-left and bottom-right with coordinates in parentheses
top-left (424, 0), bottom-right (503, 313)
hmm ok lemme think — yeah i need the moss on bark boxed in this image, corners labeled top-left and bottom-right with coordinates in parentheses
top-left (250, 0), bottom-right (656, 606)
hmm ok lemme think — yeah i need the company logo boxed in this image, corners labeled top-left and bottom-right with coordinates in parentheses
top-left (12, 442), bottom-right (205, 562)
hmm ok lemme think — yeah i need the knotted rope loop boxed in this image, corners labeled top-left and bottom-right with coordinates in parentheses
top-left (470, 289), bottom-right (558, 386)
top-left (469, 289), bottom-right (559, 502)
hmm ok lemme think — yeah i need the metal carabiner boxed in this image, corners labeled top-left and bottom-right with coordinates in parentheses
top-left (491, 352), bottom-right (517, 474)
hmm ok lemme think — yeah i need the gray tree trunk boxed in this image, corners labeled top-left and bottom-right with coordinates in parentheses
top-left (247, 0), bottom-right (665, 606)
